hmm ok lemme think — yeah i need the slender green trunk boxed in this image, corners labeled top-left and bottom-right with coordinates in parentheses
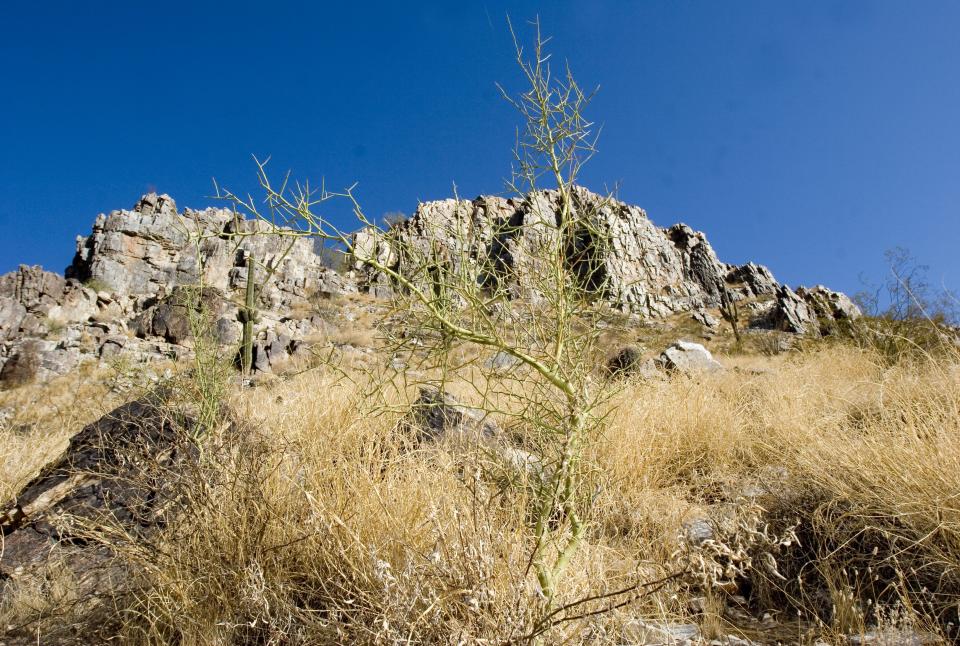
top-left (241, 252), bottom-right (256, 376)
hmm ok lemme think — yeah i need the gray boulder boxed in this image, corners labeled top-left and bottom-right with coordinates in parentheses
top-left (134, 286), bottom-right (226, 345)
top-left (798, 285), bottom-right (862, 321)
top-left (659, 340), bottom-right (724, 374)
top-left (408, 386), bottom-right (500, 445)
top-left (0, 296), bottom-right (27, 341)
top-left (622, 620), bottom-right (701, 646)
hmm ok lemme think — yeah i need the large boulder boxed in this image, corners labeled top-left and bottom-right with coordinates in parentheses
top-left (133, 286), bottom-right (228, 345)
top-left (0, 296), bottom-right (27, 341)
top-left (0, 394), bottom-right (201, 646)
top-left (659, 340), bottom-right (724, 374)
top-left (406, 387), bottom-right (542, 477)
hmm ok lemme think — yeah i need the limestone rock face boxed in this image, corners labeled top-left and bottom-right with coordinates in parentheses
top-left (66, 192), bottom-right (354, 310)
top-left (0, 193), bottom-right (365, 386)
top-left (352, 187), bottom-right (845, 324)
top-left (797, 285), bottom-right (862, 322)
top-left (0, 187), bottom-right (861, 387)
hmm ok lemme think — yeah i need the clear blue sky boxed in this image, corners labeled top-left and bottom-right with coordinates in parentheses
top-left (1, 1), bottom-right (957, 301)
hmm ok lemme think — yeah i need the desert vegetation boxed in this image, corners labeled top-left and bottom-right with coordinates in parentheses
top-left (2, 18), bottom-right (959, 646)
top-left (2, 322), bottom-right (959, 644)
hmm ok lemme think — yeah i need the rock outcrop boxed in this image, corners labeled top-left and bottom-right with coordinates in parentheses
top-left (1, 193), bottom-right (362, 387)
top-left (0, 187), bottom-right (860, 387)
top-left (352, 187), bottom-right (861, 325)
top-left (67, 192), bottom-right (352, 309)
top-left (354, 188), bottom-right (737, 317)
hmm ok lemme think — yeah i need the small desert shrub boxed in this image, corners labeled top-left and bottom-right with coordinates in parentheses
top-left (83, 277), bottom-right (113, 293)
top-left (847, 315), bottom-right (959, 365)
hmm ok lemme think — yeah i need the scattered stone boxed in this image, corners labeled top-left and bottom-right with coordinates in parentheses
top-left (622, 620), bottom-right (701, 645)
top-left (683, 517), bottom-right (715, 545)
top-left (485, 351), bottom-right (521, 372)
top-left (692, 308), bottom-right (720, 329)
top-left (659, 340), bottom-right (723, 374)
top-left (847, 628), bottom-right (941, 645)
top-left (408, 387), bottom-right (500, 445)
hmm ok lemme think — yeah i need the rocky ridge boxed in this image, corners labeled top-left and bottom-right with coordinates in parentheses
top-left (353, 187), bottom-right (859, 327)
top-left (0, 189), bottom-right (859, 387)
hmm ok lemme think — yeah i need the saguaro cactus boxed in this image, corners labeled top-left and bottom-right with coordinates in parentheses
top-left (239, 250), bottom-right (258, 376)
top-left (719, 286), bottom-right (742, 344)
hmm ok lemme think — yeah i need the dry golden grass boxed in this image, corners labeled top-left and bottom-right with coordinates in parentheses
top-left (0, 361), bottom-right (125, 500)
top-left (3, 336), bottom-right (958, 644)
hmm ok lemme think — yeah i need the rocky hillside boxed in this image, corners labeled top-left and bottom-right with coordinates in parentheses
top-left (0, 189), bottom-right (859, 388)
